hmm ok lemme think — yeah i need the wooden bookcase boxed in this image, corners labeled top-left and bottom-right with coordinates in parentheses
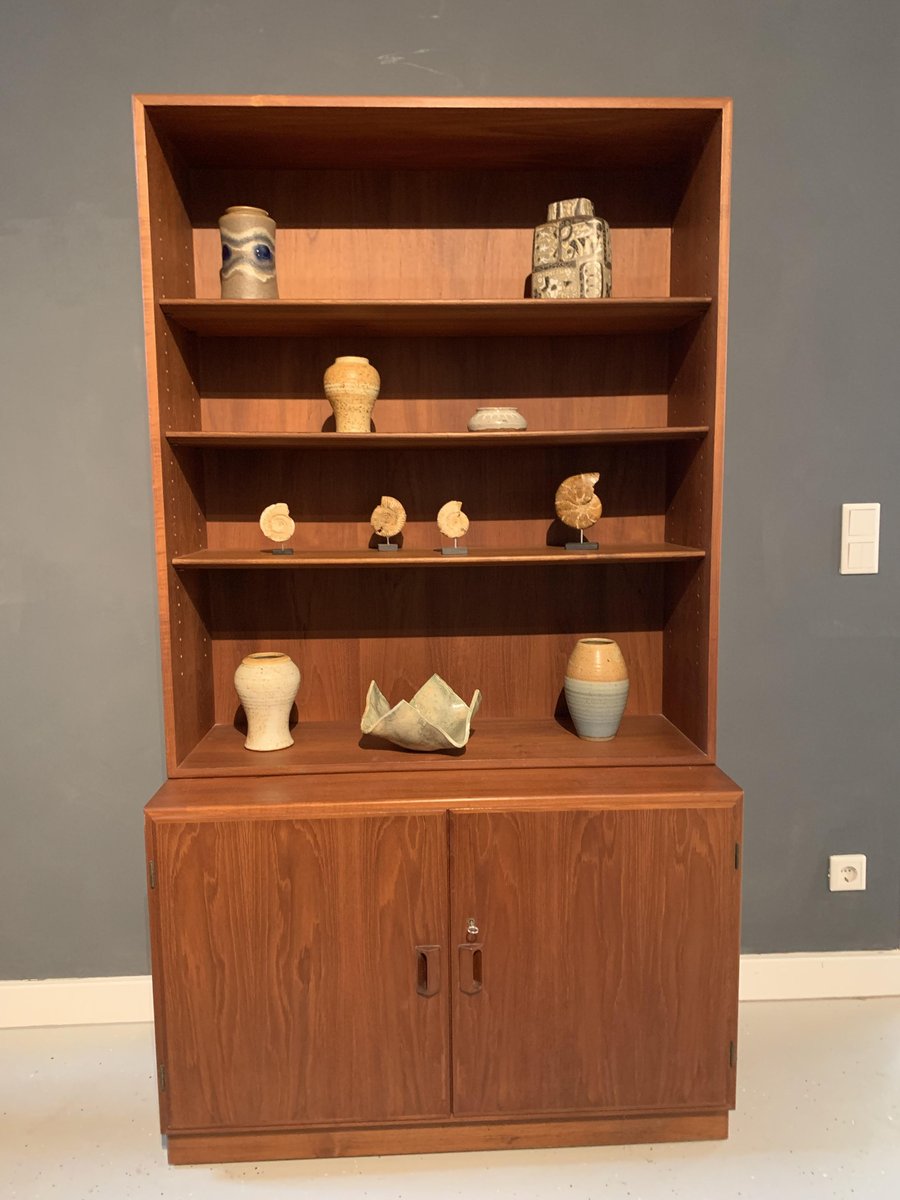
top-left (136, 96), bottom-right (741, 1166)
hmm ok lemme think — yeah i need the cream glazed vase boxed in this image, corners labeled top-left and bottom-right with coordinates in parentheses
top-left (564, 638), bottom-right (629, 740)
top-left (233, 651), bottom-right (301, 751)
top-left (323, 356), bottom-right (380, 432)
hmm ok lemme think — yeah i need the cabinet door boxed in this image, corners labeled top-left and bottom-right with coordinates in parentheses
top-left (450, 804), bottom-right (740, 1117)
top-left (153, 814), bottom-right (449, 1130)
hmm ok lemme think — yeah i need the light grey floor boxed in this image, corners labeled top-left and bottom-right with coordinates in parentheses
top-left (1, 999), bottom-right (898, 1199)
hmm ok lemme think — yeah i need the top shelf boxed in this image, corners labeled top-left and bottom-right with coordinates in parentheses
top-left (141, 97), bottom-right (726, 170)
top-left (159, 298), bottom-right (711, 338)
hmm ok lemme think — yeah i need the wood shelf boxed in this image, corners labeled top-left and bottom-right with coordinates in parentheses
top-left (143, 98), bottom-right (724, 170)
top-left (159, 297), bottom-right (711, 338)
top-left (167, 427), bottom-right (709, 449)
top-left (175, 715), bottom-right (708, 777)
top-left (172, 544), bottom-right (706, 570)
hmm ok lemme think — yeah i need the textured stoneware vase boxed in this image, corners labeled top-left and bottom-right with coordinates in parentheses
top-left (233, 651), bottom-right (301, 751)
top-left (218, 206), bottom-right (278, 298)
top-left (564, 638), bottom-right (629, 740)
top-left (467, 406), bottom-right (528, 431)
top-left (531, 197), bottom-right (612, 299)
top-left (323, 356), bottom-right (380, 432)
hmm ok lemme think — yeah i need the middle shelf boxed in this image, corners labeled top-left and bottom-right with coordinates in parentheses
top-left (175, 714), bottom-right (708, 777)
top-left (172, 544), bottom-right (705, 569)
top-left (166, 426), bottom-right (709, 449)
top-left (160, 296), bottom-right (711, 338)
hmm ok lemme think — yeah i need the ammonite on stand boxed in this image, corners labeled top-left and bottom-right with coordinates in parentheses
top-left (370, 496), bottom-right (407, 551)
top-left (259, 502), bottom-right (295, 555)
top-left (437, 500), bottom-right (470, 556)
top-left (554, 472), bottom-right (601, 551)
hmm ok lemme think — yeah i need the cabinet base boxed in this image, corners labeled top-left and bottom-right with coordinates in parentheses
top-left (167, 1111), bottom-right (728, 1165)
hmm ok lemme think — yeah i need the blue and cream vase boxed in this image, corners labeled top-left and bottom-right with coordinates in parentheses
top-left (564, 638), bottom-right (629, 740)
top-left (218, 206), bottom-right (278, 298)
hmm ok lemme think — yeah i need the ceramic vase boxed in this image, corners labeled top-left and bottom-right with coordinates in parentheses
top-left (467, 406), bottom-right (528, 431)
top-left (218, 206), bottom-right (278, 299)
top-left (564, 638), bottom-right (629, 740)
top-left (323, 356), bottom-right (380, 432)
top-left (531, 198), bottom-right (612, 299)
top-left (233, 651), bottom-right (300, 751)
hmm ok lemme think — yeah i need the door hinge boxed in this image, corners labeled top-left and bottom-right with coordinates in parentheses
top-left (158, 1062), bottom-right (167, 1092)
top-left (734, 842), bottom-right (741, 870)
top-left (148, 860), bottom-right (157, 889)
top-left (729, 1040), bottom-right (736, 1068)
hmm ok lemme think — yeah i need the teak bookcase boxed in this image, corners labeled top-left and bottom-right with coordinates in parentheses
top-left (135, 95), bottom-right (742, 1166)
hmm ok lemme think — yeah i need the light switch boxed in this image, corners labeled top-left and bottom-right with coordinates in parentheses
top-left (841, 503), bottom-right (880, 574)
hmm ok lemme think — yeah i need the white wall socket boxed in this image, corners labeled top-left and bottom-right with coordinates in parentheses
top-left (828, 853), bottom-right (867, 892)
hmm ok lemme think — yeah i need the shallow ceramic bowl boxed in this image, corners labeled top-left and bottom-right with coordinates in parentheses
top-left (467, 406), bottom-right (528, 431)
top-left (360, 674), bottom-right (482, 752)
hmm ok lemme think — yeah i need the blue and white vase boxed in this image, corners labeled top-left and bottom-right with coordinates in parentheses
top-left (564, 638), bottom-right (629, 740)
top-left (218, 206), bottom-right (278, 299)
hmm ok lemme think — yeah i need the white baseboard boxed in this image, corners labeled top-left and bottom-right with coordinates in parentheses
top-left (739, 950), bottom-right (900, 1001)
top-left (1, 953), bottom-right (898, 1029)
top-left (0, 975), bottom-right (154, 1029)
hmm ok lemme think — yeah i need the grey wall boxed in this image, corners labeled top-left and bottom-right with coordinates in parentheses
top-left (1, 0), bottom-right (898, 978)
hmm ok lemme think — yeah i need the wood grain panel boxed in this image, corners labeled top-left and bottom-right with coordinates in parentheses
top-left (155, 814), bottom-right (449, 1130)
top-left (166, 1111), bottom-right (728, 1164)
top-left (188, 166), bottom-right (675, 300)
top-left (163, 299), bottom-right (708, 337)
top-left (144, 817), bottom-right (170, 1132)
top-left (146, 764), bottom-right (742, 819)
top-left (196, 331), bottom-right (669, 434)
top-left (664, 109), bottom-right (731, 756)
top-left (143, 97), bottom-right (723, 170)
top-left (450, 805), bottom-right (741, 1116)
top-left (175, 546), bottom-right (702, 568)
top-left (134, 100), bottom-right (213, 768)
top-left (167, 427), bottom-right (709, 449)
top-left (175, 716), bottom-right (706, 778)
top-left (202, 562), bottom-right (664, 725)
top-left (200, 442), bottom-right (666, 551)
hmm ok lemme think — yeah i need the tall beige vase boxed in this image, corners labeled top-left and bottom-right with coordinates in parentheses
top-left (564, 638), bottom-right (629, 740)
top-left (233, 651), bottom-right (300, 751)
top-left (323, 356), bottom-right (380, 432)
top-left (218, 206), bottom-right (278, 298)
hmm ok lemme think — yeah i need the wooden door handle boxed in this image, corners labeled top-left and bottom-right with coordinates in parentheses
top-left (458, 943), bottom-right (483, 994)
top-left (416, 945), bottom-right (441, 997)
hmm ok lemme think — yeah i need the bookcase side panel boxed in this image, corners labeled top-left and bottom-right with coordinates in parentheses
top-left (139, 109), bottom-right (213, 767)
top-left (663, 112), bottom-right (731, 757)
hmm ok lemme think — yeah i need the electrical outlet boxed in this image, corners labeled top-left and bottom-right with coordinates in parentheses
top-left (828, 854), bottom-right (867, 892)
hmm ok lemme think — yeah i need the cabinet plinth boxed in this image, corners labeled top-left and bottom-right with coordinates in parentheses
top-left (135, 94), bottom-right (738, 1164)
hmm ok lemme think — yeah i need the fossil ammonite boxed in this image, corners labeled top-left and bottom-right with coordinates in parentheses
top-left (370, 496), bottom-right (407, 538)
top-left (436, 500), bottom-right (470, 540)
top-left (259, 502), bottom-right (295, 543)
top-left (554, 473), bottom-right (602, 531)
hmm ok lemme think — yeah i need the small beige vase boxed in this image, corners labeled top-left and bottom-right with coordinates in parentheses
top-left (233, 651), bottom-right (300, 751)
top-left (323, 356), bottom-right (380, 432)
top-left (564, 638), bottom-right (629, 740)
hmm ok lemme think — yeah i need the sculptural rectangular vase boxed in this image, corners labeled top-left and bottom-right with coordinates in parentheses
top-left (531, 197), bottom-right (612, 298)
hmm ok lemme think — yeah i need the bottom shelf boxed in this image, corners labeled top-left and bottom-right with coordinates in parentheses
top-left (175, 715), bottom-right (707, 777)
